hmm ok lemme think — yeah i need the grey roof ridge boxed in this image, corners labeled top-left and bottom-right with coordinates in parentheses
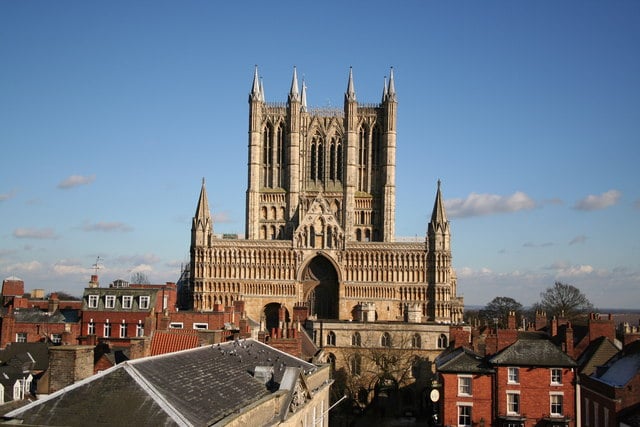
top-left (122, 362), bottom-right (193, 427)
top-left (4, 360), bottom-right (126, 419)
top-left (249, 339), bottom-right (317, 372)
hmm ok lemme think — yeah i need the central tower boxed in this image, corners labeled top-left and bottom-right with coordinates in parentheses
top-left (246, 67), bottom-right (397, 244)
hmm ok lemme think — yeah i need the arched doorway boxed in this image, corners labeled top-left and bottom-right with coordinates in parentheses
top-left (303, 256), bottom-right (339, 319)
top-left (263, 303), bottom-right (290, 332)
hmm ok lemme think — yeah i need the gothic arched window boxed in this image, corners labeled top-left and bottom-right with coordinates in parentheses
top-left (350, 354), bottom-right (362, 376)
top-left (438, 334), bottom-right (448, 349)
top-left (327, 331), bottom-right (336, 346)
top-left (381, 332), bottom-right (392, 348)
top-left (352, 332), bottom-right (361, 346)
top-left (412, 333), bottom-right (421, 349)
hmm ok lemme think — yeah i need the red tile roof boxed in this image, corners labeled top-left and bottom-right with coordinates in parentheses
top-left (150, 330), bottom-right (199, 356)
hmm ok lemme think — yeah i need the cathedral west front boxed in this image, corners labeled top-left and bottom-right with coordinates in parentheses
top-left (189, 67), bottom-right (463, 332)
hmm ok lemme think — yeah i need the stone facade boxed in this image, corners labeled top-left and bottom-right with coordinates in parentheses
top-left (188, 67), bottom-right (464, 328)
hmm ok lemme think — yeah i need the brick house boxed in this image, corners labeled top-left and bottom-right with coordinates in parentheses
top-left (0, 278), bottom-right (81, 349)
top-left (78, 276), bottom-right (178, 347)
top-left (579, 340), bottom-right (640, 427)
top-left (436, 346), bottom-right (494, 427)
top-left (490, 338), bottom-right (577, 427)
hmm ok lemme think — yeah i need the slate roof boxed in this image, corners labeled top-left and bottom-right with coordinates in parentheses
top-left (12, 308), bottom-right (66, 323)
top-left (592, 352), bottom-right (640, 387)
top-left (577, 336), bottom-right (619, 375)
top-left (489, 338), bottom-right (577, 367)
top-left (0, 342), bottom-right (49, 371)
top-left (436, 347), bottom-right (494, 374)
top-left (5, 338), bottom-right (318, 427)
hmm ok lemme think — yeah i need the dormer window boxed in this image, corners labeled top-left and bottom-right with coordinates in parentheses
top-left (105, 295), bottom-right (116, 309)
top-left (122, 296), bottom-right (133, 309)
top-left (139, 296), bottom-right (150, 310)
top-left (88, 295), bottom-right (98, 308)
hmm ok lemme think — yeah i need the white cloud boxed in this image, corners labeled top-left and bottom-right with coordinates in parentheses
top-left (569, 235), bottom-right (588, 245)
top-left (546, 261), bottom-right (595, 277)
top-left (445, 191), bottom-right (536, 218)
top-left (114, 253), bottom-right (161, 267)
top-left (13, 227), bottom-right (58, 239)
top-left (0, 190), bottom-right (16, 202)
top-left (213, 211), bottom-right (234, 223)
top-left (57, 174), bottom-right (96, 189)
top-left (82, 221), bottom-right (133, 232)
top-left (52, 260), bottom-right (87, 276)
top-left (1, 260), bottom-right (44, 274)
top-left (573, 189), bottom-right (621, 211)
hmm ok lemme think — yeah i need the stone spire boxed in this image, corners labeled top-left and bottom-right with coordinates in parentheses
top-left (192, 178), bottom-right (212, 246)
top-left (345, 66), bottom-right (356, 102)
top-left (289, 66), bottom-right (300, 102)
top-left (430, 180), bottom-right (447, 225)
top-left (387, 67), bottom-right (396, 101)
top-left (381, 75), bottom-right (388, 102)
top-left (250, 65), bottom-right (261, 101)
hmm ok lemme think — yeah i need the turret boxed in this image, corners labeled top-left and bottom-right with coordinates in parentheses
top-left (343, 67), bottom-right (358, 240)
top-left (287, 67), bottom-right (302, 225)
top-left (381, 67), bottom-right (397, 241)
top-left (246, 66), bottom-right (265, 239)
top-left (192, 178), bottom-right (212, 247)
top-left (427, 180), bottom-right (452, 322)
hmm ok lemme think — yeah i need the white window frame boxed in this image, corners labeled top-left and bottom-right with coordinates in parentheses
top-left (51, 333), bottom-right (62, 344)
top-left (550, 367), bottom-right (562, 385)
top-left (458, 375), bottom-right (472, 396)
top-left (507, 391), bottom-right (520, 416)
top-left (169, 322), bottom-right (183, 329)
top-left (88, 294), bottom-right (99, 308)
top-left (16, 332), bottom-right (27, 343)
top-left (457, 403), bottom-right (472, 427)
top-left (119, 321), bottom-right (127, 338)
top-left (105, 295), bottom-right (116, 309)
top-left (139, 295), bottom-right (150, 310)
top-left (193, 323), bottom-right (208, 330)
top-left (136, 321), bottom-right (144, 337)
top-left (550, 393), bottom-right (563, 417)
top-left (88, 319), bottom-right (95, 335)
top-left (122, 295), bottom-right (133, 309)
top-left (507, 367), bottom-right (520, 384)
top-left (104, 320), bottom-right (111, 337)
top-left (13, 381), bottom-right (21, 400)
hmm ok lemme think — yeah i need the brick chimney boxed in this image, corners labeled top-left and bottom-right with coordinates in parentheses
top-left (564, 322), bottom-right (574, 357)
top-left (507, 311), bottom-right (517, 330)
top-left (48, 292), bottom-right (60, 313)
top-left (47, 346), bottom-right (94, 394)
top-left (535, 310), bottom-right (547, 331)
top-left (551, 316), bottom-right (558, 337)
top-left (588, 313), bottom-right (615, 343)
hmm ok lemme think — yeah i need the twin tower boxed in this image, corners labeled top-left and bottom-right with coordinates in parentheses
top-left (190, 67), bottom-right (463, 326)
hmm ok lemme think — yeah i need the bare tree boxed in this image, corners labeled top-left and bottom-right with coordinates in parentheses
top-left (130, 272), bottom-right (150, 284)
top-left (479, 296), bottom-right (523, 327)
top-left (536, 281), bottom-right (594, 321)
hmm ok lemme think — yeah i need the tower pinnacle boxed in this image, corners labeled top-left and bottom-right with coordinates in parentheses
top-left (387, 67), bottom-right (396, 101)
top-left (289, 66), bottom-right (300, 102)
top-left (250, 65), bottom-right (261, 100)
top-left (345, 66), bottom-right (356, 101)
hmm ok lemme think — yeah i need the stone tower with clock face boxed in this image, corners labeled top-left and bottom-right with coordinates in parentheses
top-left (189, 66), bottom-right (463, 330)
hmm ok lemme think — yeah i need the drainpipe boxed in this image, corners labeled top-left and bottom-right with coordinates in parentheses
top-left (575, 371), bottom-right (581, 427)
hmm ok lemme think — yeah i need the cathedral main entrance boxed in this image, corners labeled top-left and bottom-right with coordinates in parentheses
top-left (303, 255), bottom-right (339, 319)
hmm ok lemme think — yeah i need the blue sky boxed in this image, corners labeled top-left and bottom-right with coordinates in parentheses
top-left (1, 1), bottom-right (639, 309)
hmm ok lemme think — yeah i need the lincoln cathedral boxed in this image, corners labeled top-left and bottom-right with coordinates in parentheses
top-left (188, 66), bottom-right (463, 334)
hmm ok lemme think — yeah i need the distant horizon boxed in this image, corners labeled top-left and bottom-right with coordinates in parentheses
top-left (1, 1), bottom-right (639, 309)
